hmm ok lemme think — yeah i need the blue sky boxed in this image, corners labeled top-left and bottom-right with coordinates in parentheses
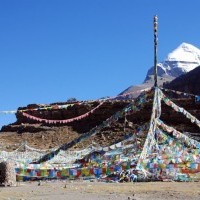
top-left (0, 0), bottom-right (200, 127)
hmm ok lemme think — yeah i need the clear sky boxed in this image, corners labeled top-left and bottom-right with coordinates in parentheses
top-left (1, 0), bottom-right (200, 127)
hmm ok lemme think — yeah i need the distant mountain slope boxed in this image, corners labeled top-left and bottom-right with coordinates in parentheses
top-left (119, 75), bottom-right (173, 98)
top-left (120, 43), bottom-right (200, 98)
top-left (164, 66), bottom-right (200, 95)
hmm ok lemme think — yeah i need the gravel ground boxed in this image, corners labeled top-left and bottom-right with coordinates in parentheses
top-left (0, 181), bottom-right (200, 200)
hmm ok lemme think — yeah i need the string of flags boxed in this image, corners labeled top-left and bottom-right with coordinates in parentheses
top-left (22, 102), bottom-right (104, 124)
top-left (161, 87), bottom-right (200, 102)
top-left (137, 125), bottom-right (200, 181)
top-left (156, 119), bottom-right (200, 149)
top-left (160, 87), bottom-right (196, 97)
top-left (137, 86), bottom-right (200, 178)
top-left (0, 133), bottom-right (137, 164)
top-left (35, 90), bottom-right (150, 163)
top-left (137, 87), bottom-right (162, 164)
top-left (162, 92), bottom-right (200, 128)
top-left (0, 103), bottom-right (76, 114)
top-left (1, 85), bottom-right (200, 182)
top-left (0, 88), bottom-right (151, 115)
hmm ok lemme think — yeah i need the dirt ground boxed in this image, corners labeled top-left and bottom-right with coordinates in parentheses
top-left (0, 181), bottom-right (200, 200)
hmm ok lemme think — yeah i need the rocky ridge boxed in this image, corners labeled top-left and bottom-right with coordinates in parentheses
top-left (0, 90), bottom-right (200, 151)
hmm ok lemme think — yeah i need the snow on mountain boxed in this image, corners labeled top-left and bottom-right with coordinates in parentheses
top-left (167, 43), bottom-right (200, 64)
top-left (120, 43), bottom-right (200, 98)
top-left (145, 42), bottom-right (200, 81)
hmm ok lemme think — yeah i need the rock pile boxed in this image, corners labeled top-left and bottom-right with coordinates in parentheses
top-left (0, 161), bottom-right (16, 186)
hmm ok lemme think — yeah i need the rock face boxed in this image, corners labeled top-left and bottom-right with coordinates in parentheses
top-left (1, 101), bottom-right (131, 134)
top-left (0, 90), bottom-right (200, 151)
top-left (0, 100), bottom-right (137, 150)
top-left (164, 66), bottom-right (200, 95)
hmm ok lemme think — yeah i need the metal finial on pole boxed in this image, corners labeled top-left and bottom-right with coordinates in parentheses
top-left (154, 15), bottom-right (158, 87)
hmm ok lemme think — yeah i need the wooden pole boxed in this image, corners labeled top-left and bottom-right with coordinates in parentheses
top-left (154, 15), bottom-right (158, 87)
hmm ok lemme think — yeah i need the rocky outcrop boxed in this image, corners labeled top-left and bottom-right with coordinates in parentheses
top-left (164, 66), bottom-right (200, 95)
top-left (1, 100), bottom-right (131, 134)
top-left (0, 91), bottom-right (200, 151)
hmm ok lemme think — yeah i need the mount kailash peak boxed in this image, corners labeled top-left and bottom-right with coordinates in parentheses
top-left (120, 42), bottom-right (200, 98)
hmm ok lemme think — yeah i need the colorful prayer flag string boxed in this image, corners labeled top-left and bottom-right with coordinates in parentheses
top-left (22, 102), bottom-right (104, 124)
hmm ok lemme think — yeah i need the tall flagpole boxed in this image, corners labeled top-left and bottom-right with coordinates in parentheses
top-left (154, 15), bottom-right (158, 87)
top-left (136, 15), bottom-right (160, 170)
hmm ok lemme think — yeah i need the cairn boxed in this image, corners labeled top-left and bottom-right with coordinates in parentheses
top-left (0, 161), bottom-right (16, 186)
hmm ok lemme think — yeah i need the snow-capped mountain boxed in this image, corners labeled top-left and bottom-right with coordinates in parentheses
top-left (144, 42), bottom-right (200, 81)
top-left (120, 43), bottom-right (200, 98)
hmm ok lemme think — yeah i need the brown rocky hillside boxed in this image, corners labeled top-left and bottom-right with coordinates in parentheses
top-left (0, 89), bottom-right (200, 152)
